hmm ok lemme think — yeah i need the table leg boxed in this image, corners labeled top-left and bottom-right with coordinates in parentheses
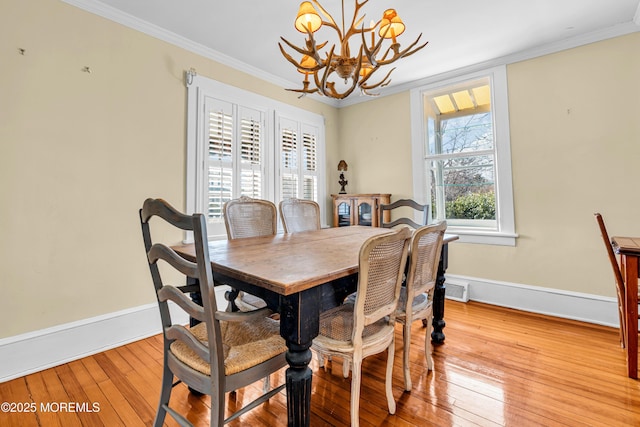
top-left (279, 288), bottom-right (321, 427)
top-left (622, 254), bottom-right (638, 379)
top-left (431, 243), bottom-right (448, 344)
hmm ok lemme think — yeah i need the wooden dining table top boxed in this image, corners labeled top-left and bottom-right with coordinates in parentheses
top-left (612, 236), bottom-right (640, 255)
top-left (173, 225), bottom-right (458, 297)
top-left (172, 226), bottom-right (394, 296)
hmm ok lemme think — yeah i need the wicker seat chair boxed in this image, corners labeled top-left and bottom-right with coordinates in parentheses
top-left (395, 222), bottom-right (447, 391)
top-left (139, 198), bottom-right (287, 426)
top-left (312, 227), bottom-right (411, 427)
top-left (279, 198), bottom-right (321, 233)
top-left (223, 196), bottom-right (277, 311)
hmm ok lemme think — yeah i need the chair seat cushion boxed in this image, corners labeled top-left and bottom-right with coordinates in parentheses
top-left (317, 303), bottom-right (389, 345)
top-left (170, 317), bottom-right (287, 376)
top-left (397, 288), bottom-right (430, 314)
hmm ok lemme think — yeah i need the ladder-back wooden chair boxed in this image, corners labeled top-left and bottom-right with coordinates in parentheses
top-left (396, 222), bottom-right (447, 391)
top-left (140, 198), bottom-right (287, 426)
top-left (379, 198), bottom-right (429, 230)
top-left (312, 227), bottom-right (411, 427)
top-left (279, 198), bottom-right (321, 233)
top-left (594, 212), bottom-right (640, 348)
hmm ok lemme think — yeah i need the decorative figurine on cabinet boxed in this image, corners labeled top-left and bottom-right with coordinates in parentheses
top-left (338, 160), bottom-right (348, 194)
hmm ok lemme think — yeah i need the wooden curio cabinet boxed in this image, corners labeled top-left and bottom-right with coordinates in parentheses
top-left (331, 194), bottom-right (391, 227)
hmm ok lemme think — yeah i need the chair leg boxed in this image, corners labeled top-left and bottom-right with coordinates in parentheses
top-left (425, 312), bottom-right (434, 371)
top-left (342, 358), bottom-right (350, 378)
top-left (211, 387), bottom-right (225, 426)
top-left (386, 338), bottom-right (397, 415)
top-left (153, 364), bottom-right (174, 427)
top-left (263, 374), bottom-right (271, 393)
top-left (403, 321), bottom-right (412, 391)
top-left (350, 357), bottom-right (362, 427)
top-left (618, 306), bottom-right (627, 349)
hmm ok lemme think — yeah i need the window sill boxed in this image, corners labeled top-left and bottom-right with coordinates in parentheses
top-left (447, 229), bottom-right (518, 246)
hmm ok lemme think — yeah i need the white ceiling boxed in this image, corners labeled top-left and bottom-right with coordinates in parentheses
top-left (66, 0), bottom-right (640, 104)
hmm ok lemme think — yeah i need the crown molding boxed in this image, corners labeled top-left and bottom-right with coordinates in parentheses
top-left (62, 0), bottom-right (639, 109)
top-left (60, 0), bottom-right (343, 106)
top-left (340, 20), bottom-right (640, 107)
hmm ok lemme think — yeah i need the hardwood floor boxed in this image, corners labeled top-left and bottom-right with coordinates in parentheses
top-left (1, 301), bottom-right (639, 426)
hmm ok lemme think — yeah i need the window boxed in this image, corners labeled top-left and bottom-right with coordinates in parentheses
top-left (186, 75), bottom-right (325, 238)
top-left (277, 117), bottom-right (319, 201)
top-left (410, 66), bottom-right (516, 245)
top-left (205, 99), bottom-right (265, 221)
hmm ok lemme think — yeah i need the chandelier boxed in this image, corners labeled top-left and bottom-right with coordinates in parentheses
top-left (279, 0), bottom-right (428, 99)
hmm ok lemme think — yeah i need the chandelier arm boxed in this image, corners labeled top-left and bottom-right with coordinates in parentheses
top-left (279, 37), bottom-right (314, 59)
top-left (278, 42), bottom-right (307, 69)
top-left (316, 46), bottom-right (337, 97)
top-left (286, 86), bottom-right (319, 95)
top-left (310, 0), bottom-right (344, 40)
top-left (360, 67), bottom-right (394, 91)
top-left (343, 0), bottom-right (369, 43)
top-left (279, 36), bottom-right (328, 73)
top-left (362, 25), bottom-right (389, 66)
top-left (373, 36), bottom-right (428, 67)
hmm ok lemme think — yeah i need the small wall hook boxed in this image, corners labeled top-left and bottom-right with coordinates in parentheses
top-left (18, 48), bottom-right (25, 55)
top-left (82, 66), bottom-right (92, 74)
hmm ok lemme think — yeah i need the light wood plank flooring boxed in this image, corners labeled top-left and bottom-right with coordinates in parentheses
top-left (1, 301), bottom-right (639, 426)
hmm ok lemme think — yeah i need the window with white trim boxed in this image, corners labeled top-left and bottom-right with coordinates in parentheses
top-left (410, 66), bottom-right (516, 245)
top-left (278, 117), bottom-right (319, 201)
top-left (186, 75), bottom-right (326, 238)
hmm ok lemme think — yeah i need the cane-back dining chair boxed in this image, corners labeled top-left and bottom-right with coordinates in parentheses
top-left (594, 212), bottom-right (640, 348)
top-left (140, 198), bottom-right (287, 426)
top-left (279, 198), bottom-right (321, 233)
top-left (312, 227), bottom-right (411, 427)
top-left (379, 198), bottom-right (429, 230)
top-left (396, 222), bottom-right (447, 391)
top-left (223, 196), bottom-right (278, 311)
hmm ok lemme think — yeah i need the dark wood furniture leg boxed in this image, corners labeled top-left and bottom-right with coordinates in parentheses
top-left (431, 242), bottom-right (449, 344)
top-left (280, 287), bottom-right (321, 427)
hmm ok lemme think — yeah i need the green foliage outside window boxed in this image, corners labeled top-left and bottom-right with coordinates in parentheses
top-left (446, 191), bottom-right (496, 220)
top-left (430, 190), bottom-right (496, 221)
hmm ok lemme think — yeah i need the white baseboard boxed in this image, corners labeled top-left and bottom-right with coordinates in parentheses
top-left (0, 286), bottom-right (230, 383)
top-left (0, 280), bottom-right (618, 383)
top-left (446, 274), bottom-right (620, 328)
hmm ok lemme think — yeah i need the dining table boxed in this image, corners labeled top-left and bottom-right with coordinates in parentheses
top-left (173, 225), bottom-right (458, 426)
top-left (611, 236), bottom-right (639, 379)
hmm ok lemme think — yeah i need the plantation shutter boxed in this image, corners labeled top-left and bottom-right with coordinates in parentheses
top-left (205, 98), bottom-right (233, 224)
top-left (301, 124), bottom-right (318, 201)
top-left (280, 118), bottom-right (299, 199)
top-left (203, 98), bottom-right (265, 231)
top-left (239, 107), bottom-right (263, 199)
top-left (278, 117), bottom-right (319, 202)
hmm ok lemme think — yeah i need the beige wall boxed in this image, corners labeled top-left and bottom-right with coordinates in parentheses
top-left (336, 92), bottom-right (415, 199)
top-left (338, 32), bottom-right (640, 297)
top-left (0, 0), bottom-right (339, 337)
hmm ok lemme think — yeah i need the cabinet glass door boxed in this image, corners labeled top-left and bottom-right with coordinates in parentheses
top-left (358, 202), bottom-right (373, 226)
top-left (337, 201), bottom-right (351, 227)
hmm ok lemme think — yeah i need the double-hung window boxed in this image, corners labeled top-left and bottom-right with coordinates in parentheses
top-left (410, 66), bottom-right (516, 245)
top-left (186, 75), bottom-right (325, 238)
